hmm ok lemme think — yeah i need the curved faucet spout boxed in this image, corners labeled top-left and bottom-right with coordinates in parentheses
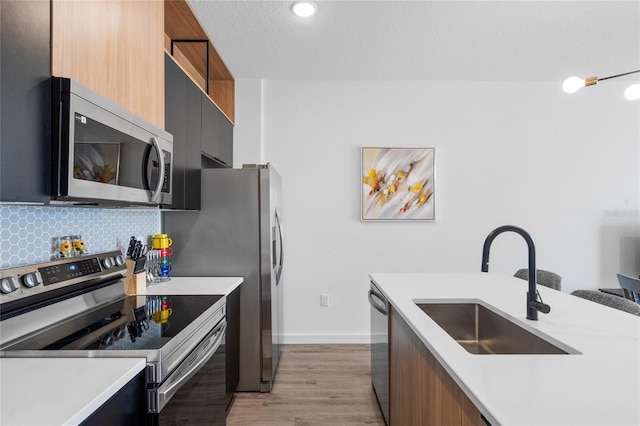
top-left (480, 225), bottom-right (550, 320)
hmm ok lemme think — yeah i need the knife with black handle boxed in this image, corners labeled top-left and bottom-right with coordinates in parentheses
top-left (133, 256), bottom-right (147, 274)
top-left (126, 236), bottom-right (136, 258)
top-left (132, 241), bottom-right (142, 260)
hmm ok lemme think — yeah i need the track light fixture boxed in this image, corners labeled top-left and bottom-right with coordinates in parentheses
top-left (563, 70), bottom-right (640, 100)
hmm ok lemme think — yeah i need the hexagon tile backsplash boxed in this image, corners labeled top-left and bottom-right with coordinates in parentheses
top-left (0, 205), bottom-right (160, 268)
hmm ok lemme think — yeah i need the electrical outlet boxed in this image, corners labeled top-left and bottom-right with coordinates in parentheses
top-left (320, 294), bottom-right (329, 307)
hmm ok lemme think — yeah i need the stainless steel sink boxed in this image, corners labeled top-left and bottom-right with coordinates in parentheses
top-left (417, 302), bottom-right (574, 355)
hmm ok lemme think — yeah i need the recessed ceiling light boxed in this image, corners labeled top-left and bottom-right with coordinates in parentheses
top-left (291, 1), bottom-right (317, 18)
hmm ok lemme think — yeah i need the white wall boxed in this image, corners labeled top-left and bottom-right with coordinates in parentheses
top-left (233, 79), bottom-right (263, 167)
top-left (234, 79), bottom-right (640, 343)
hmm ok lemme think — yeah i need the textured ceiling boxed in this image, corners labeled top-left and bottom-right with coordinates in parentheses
top-left (187, 0), bottom-right (640, 82)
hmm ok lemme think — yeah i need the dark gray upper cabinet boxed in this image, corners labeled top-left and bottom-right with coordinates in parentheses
top-left (201, 94), bottom-right (233, 168)
top-left (164, 54), bottom-right (201, 210)
top-left (0, 1), bottom-right (51, 203)
top-left (164, 53), bottom-right (233, 209)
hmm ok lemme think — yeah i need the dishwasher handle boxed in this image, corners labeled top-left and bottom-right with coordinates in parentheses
top-left (148, 320), bottom-right (226, 413)
top-left (369, 287), bottom-right (389, 316)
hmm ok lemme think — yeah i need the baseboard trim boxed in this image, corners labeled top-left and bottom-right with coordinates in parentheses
top-left (283, 334), bottom-right (371, 344)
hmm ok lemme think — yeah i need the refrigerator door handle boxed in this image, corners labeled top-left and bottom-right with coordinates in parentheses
top-left (275, 209), bottom-right (284, 286)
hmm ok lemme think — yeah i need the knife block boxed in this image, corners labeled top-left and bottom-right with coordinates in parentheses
top-left (124, 259), bottom-right (146, 294)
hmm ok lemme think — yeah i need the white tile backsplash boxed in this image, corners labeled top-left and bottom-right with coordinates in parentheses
top-left (0, 205), bottom-right (160, 268)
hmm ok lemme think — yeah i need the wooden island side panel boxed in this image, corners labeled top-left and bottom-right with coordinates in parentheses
top-left (390, 307), bottom-right (487, 426)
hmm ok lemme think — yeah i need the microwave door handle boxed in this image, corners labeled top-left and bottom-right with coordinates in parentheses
top-left (150, 137), bottom-right (165, 203)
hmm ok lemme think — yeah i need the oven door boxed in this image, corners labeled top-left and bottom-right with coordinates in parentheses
top-left (52, 77), bottom-right (173, 206)
top-left (147, 319), bottom-right (226, 425)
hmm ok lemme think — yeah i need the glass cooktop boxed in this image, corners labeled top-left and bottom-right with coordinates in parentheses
top-left (4, 294), bottom-right (223, 352)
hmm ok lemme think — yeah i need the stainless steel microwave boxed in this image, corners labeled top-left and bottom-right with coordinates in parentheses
top-left (51, 77), bottom-right (173, 206)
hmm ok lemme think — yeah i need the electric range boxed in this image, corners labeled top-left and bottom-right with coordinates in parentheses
top-left (0, 252), bottom-right (227, 419)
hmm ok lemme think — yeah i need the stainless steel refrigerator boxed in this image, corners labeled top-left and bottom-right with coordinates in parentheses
top-left (163, 164), bottom-right (284, 392)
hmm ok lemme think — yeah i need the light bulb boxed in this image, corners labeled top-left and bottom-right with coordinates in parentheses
top-left (624, 84), bottom-right (640, 101)
top-left (291, 1), bottom-right (317, 17)
top-left (562, 76), bottom-right (585, 94)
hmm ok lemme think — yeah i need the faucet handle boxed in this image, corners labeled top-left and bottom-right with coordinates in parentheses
top-left (529, 300), bottom-right (551, 314)
top-left (529, 290), bottom-right (551, 314)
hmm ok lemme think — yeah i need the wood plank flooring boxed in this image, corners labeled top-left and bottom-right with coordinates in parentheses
top-left (227, 344), bottom-right (385, 426)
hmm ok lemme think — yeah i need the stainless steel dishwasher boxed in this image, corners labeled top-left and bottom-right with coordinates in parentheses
top-left (369, 281), bottom-right (389, 425)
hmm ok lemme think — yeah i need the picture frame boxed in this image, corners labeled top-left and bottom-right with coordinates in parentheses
top-left (361, 147), bottom-right (435, 221)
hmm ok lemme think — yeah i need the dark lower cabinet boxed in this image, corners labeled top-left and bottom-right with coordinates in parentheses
top-left (225, 286), bottom-right (241, 412)
top-left (0, 0), bottom-right (51, 203)
top-left (81, 370), bottom-right (146, 426)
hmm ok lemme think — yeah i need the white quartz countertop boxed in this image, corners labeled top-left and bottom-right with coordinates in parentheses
top-left (142, 276), bottom-right (243, 295)
top-left (369, 272), bottom-right (640, 426)
top-left (0, 357), bottom-right (145, 426)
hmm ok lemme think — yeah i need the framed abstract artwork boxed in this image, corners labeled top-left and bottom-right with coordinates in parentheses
top-left (361, 147), bottom-right (435, 221)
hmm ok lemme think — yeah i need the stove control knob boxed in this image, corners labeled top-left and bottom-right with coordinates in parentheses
top-left (101, 334), bottom-right (114, 347)
top-left (22, 271), bottom-right (43, 288)
top-left (1, 276), bottom-right (20, 294)
top-left (114, 255), bottom-right (125, 266)
top-left (102, 257), bottom-right (114, 269)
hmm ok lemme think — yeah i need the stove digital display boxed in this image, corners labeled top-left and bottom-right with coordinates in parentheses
top-left (39, 258), bottom-right (102, 286)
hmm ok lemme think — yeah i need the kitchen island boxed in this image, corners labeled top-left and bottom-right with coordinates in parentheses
top-left (370, 272), bottom-right (640, 426)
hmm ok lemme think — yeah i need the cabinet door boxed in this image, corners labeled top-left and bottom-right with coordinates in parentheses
top-left (184, 74), bottom-right (203, 209)
top-left (390, 308), bottom-right (487, 426)
top-left (226, 286), bottom-right (241, 410)
top-left (201, 95), bottom-right (233, 168)
top-left (51, 0), bottom-right (164, 128)
top-left (165, 54), bottom-right (188, 209)
top-left (80, 371), bottom-right (145, 425)
top-left (164, 55), bottom-right (201, 210)
top-left (0, 0), bottom-right (51, 203)
top-left (219, 126), bottom-right (234, 168)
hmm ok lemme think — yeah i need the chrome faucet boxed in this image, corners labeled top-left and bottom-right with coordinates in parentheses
top-left (481, 225), bottom-right (551, 320)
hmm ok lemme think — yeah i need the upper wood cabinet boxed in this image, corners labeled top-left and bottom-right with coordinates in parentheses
top-left (164, 0), bottom-right (235, 124)
top-left (51, 0), bottom-right (165, 129)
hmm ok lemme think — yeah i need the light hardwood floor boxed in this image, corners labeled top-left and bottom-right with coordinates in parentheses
top-left (227, 344), bottom-right (385, 426)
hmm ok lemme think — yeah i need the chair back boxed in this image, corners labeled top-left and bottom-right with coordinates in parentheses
top-left (616, 274), bottom-right (640, 304)
top-left (514, 268), bottom-right (561, 290)
top-left (571, 290), bottom-right (640, 316)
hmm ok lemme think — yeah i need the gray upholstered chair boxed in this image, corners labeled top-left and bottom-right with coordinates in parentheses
top-left (514, 268), bottom-right (562, 291)
top-left (616, 273), bottom-right (640, 304)
top-left (570, 290), bottom-right (640, 316)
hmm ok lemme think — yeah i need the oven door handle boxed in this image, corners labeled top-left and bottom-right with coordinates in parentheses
top-left (148, 320), bottom-right (226, 413)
